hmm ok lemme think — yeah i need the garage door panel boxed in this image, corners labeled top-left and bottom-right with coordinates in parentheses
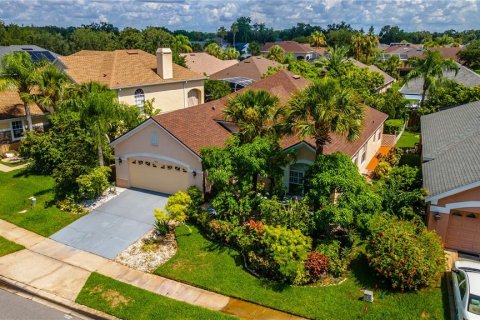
top-left (128, 158), bottom-right (191, 195)
top-left (446, 213), bottom-right (480, 253)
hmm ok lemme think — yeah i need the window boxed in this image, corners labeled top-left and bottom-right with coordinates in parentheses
top-left (377, 129), bottom-right (381, 141)
top-left (373, 130), bottom-right (377, 142)
top-left (361, 145), bottom-right (367, 164)
top-left (352, 155), bottom-right (358, 166)
top-left (134, 89), bottom-right (145, 111)
top-left (288, 163), bottom-right (310, 196)
top-left (11, 120), bottom-right (24, 140)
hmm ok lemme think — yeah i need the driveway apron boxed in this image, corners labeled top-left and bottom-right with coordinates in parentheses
top-left (51, 188), bottom-right (168, 259)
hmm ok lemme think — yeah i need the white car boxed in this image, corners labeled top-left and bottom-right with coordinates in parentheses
top-left (452, 260), bottom-right (480, 320)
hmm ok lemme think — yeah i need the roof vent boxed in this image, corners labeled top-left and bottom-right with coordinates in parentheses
top-left (244, 61), bottom-right (251, 63)
top-left (292, 74), bottom-right (301, 79)
top-left (211, 106), bottom-right (215, 110)
top-left (103, 73), bottom-right (107, 77)
top-left (126, 50), bottom-right (138, 55)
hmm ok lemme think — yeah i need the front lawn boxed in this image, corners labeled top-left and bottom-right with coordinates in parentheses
top-left (0, 236), bottom-right (24, 257)
top-left (76, 273), bottom-right (235, 320)
top-left (396, 131), bottom-right (420, 148)
top-left (0, 170), bottom-right (83, 236)
top-left (155, 225), bottom-right (449, 320)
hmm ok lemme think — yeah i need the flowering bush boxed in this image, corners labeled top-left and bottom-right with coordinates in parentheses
top-left (304, 251), bottom-right (329, 281)
top-left (366, 216), bottom-right (445, 291)
top-left (316, 239), bottom-right (351, 277)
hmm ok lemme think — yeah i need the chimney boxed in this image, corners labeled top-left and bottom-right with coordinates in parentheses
top-left (156, 48), bottom-right (173, 80)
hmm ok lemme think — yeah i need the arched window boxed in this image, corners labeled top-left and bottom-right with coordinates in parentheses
top-left (134, 89), bottom-right (145, 110)
top-left (187, 89), bottom-right (201, 107)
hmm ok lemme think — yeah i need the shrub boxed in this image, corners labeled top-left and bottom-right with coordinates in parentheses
top-left (154, 191), bottom-right (192, 235)
top-left (262, 225), bottom-right (312, 284)
top-left (366, 216), bottom-right (445, 291)
top-left (186, 186), bottom-right (203, 217)
top-left (56, 195), bottom-right (87, 215)
top-left (384, 119), bottom-right (404, 134)
top-left (304, 251), bottom-right (330, 281)
top-left (373, 160), bottom-right (392, 179)
top-left (154, 208), bottom-right (170, 236)
top-left (76, 166), bottom-right (111, 200)
top-left (316, 239), bottom-right (351, 277)
top-left (259, 198), bottom-right (314, 235)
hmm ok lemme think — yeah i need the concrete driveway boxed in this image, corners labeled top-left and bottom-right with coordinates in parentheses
top-left (51, 188), bottom-right (168, 259)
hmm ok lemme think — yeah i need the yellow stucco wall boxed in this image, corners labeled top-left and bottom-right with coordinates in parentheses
top-left (353, 124), bottom-right (384, 174)
top-left (116, 80), bottom-right (205, 113)
top-left (113, 120), bottom-right (204, 192)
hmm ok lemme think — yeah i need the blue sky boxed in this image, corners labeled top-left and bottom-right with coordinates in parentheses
top-left (1, 0), bottom-right (479, 32)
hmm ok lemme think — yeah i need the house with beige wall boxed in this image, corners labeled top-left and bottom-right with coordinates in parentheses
top-left (55, 48), bottom-right (206, 113)
top-left (422, 101), bottom-right (480, 254)
top-left (110, 70), bottom-right (389, 196)
top-left (0, 90), bottom-right (48, 152)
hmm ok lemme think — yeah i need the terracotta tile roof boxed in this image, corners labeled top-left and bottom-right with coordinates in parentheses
top-left (209, 56), bottom-right (282, 82)
top-left (261, 41), bottom-right (314, 53)
top-left (181, 52), bottom-right (238, 76)
top-left (154, 70), bottom-right (388, 158)
top-left (0, 90), bottom-right (45, 120)
top-left (58, 49), bottom-right (205, 89)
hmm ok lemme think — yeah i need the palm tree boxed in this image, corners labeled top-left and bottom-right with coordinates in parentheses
top-left (224, 47), bottom-right (240, 60)
top-left (351, 33), bottom-right (364, 60)
top-left (217, 26), bottom-right (227, 41)
top-left (363, 34), bottom-right (378, 64)
top-left (36, 64), bottom-right (74, 111)
top-left (223, 90), bottom-right (283, 144)
top-left (288, 78), bottom-right (365, 157)
top-left (317, 46), bottom-right (349, 75)
top-left (0, 52), bottom-right (45, 131)
top-left (61, 82), bottom-right (121, 166)
top-left (204, 42), bottom-right (224, 59)
top-left (175, 35), bottom-right (192, 53)
top-left (230, 23), bottom-right (239, 48)
top-left (405, 50), bottom-right (459, 106)
top-left (309, 31), bottom-right (327, 47)
top-left (248, 41), bottom-right (261, 56)
top-left (267, 45), bottom-right (286, 63)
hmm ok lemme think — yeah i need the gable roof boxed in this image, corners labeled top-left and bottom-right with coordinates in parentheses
top-left (209, 56), bottom-right (282, 82)
top-left (400, 62), bottom-right (480, 95)
top-left (181, 52), bottom-right (238, 76)
top-left (421, 101), bottom-right (480, 197)
top-left (350, 59), bottom-right (395, 86)
top-left (0, 90), bottom-right (45, 120)
top-left (0, 45), bottom-right (58, 62)
top-left (152, 70), bottom-right (387, 158)
top-left (58, 49), bottom-right (205, 89)
top-left (261, 41), bottom-right (314, 54)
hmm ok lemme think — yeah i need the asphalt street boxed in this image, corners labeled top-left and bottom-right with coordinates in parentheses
top-left (0, 289), bottom-right (83, 320)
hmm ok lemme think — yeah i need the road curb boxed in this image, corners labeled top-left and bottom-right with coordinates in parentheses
top-left (0, 276), bottom-right (117, 320)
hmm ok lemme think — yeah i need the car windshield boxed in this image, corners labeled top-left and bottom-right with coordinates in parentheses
top-left (469, 294), bottom-right (480, 315)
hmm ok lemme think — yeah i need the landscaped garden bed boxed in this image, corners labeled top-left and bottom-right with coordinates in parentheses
top-left (156, 225), bottom-right (449, 320)
top-left (76, 272), bottom-right (235, 320)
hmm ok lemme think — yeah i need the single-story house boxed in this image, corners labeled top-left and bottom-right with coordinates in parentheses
top-left (0, 45), bottom-right (58, 63)
top-left (55, 48), bottom-right (206, 113)
top-left (181, 52), bottom-right (237, 76)
top-left (209, 56), bottom-right (282, 91)
top-left (261, 41), bottom-right (321, 61)
top-left (422, 101), bottom-right (480, 253)
top-left (0, 90), bottom-right (48, 151)
top-left (400, 62), bottom-right (480, 101)
top-left (350, 59), bottom-right (395, 93)
top-left (110, 70), bottom-right (389, 196)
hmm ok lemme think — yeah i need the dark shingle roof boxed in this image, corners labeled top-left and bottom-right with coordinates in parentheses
top-left (421, 101), bottom-right (480, 197)
top-left (400, 63), bottom-right (480, 95)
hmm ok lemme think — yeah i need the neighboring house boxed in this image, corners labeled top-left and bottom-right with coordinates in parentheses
top-left (350, 59), bottom-right (396, 93)
top-left (0, 45), bottom-right (57, 63)
top-left (261, 41), bottom-right (321, 61)
top-left (400, 62), bottom-right (480, 101)
top-left (422, 101), bottom-right (480, 254)
top-left (378, 44), bottom-right (462, 62)
top-left (209, 56), bottom-right (282, 91)
top-left (55, 48), bottom-right (206, 113)
top-left (181, 52), bottom-right (237, 76)
top-left (0, 90), bottom-right (48, 151)
top-left (110, 70), bottom-right (388, 196)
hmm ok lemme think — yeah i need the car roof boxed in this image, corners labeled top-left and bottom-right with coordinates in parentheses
top-left (456, 261), bottom-right (480, 296)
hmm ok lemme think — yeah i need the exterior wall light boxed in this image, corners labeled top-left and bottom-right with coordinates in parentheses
top-left (192, 170), bottom-right (197, 177)
top-left (118, 157), bottom-right (122, 164)
top-left (434, 213), bottom-right (441, 221)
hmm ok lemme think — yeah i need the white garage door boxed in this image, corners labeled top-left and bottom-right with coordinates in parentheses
top-left (128, 157), bottom-right (191, 195)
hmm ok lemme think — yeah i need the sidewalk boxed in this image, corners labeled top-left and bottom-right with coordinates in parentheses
top-left (0, 219), bottom-right (305, 320)
top-left (0, 162), bottom-right (29, 172)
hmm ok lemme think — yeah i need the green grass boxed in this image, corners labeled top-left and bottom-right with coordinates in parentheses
top-left (0, 236), bottom-right (24, 257)
top-left (156, 225), bottom-right (449, 320)
top-left (76, 273), bottom-right (235, 320)
top-left (396, 131), bottom-right (420, 148)
top-left (0, 170), bottom-right (83, 236)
